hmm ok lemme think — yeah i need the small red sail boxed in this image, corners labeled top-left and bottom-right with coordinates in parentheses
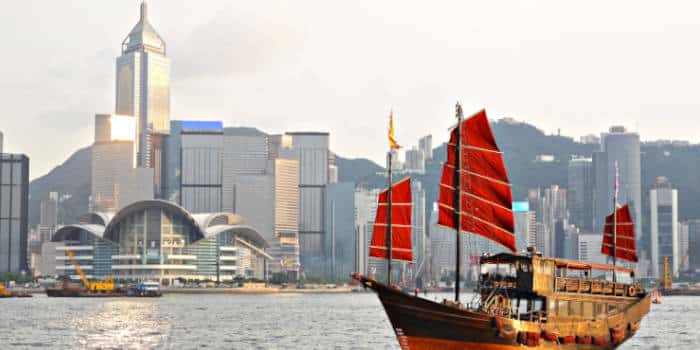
top-left (601, 204), bottom-right (638, 262)
top-left (437, 109), bottom-right (516, 252)
top-left (370, 177), bottom-right (413, 262)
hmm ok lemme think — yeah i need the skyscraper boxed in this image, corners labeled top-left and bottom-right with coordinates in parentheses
top-left (215, 130), bottom-right (301, 278)
top-left (0, 149), bottom-right (29, 274)
top-left (411, 180), bottom-right (427, 282)
top-left (593, 126), bottom-right (642, 245)
top-left (165, 121), bottom-right (224, 213)
top-left (685, 219), bottom-right (700, 273)
top-left (39, 192), bottom-right (59, 242)
top-left (567, 156), bottom-right (593, 231)
top-left (513, 201), bottom-right (536, 252)
top-left (285, 132), bottom-right (330, 277)
top-left (650, 176), bottom-right (679, 278)
top-left (404, 147), bottom-right (426, 174)
top-left (324, 182), bottom-right (356, 281)
top-left (354, 187), bottom-right (380, 276)
top-left (116, 2), bottom-right (170, 184)
top-left (418, 135), bottom-right (433, 160)
top-left (91, 114), bottom-right (154, 212)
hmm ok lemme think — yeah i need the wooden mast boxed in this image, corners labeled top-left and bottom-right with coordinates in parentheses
top-left (386, 150), bottom-right (393, 285)
top-left (454, 103), bottom-right (463, 302)
top-left (612, 161), bottom-right (618, 283)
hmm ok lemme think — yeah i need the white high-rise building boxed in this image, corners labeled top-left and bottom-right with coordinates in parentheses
top-left (513, 201), bottom-right (536, 252)
top-left (285, 132), bottom-right (330, 276)
top-left (354, 187), bottom-right (380, 276)
top-left (578, 232), bottom-right (606, 265)
top-left (650, 176), bottom-right (679, 278)
top-left (404, 147), bottom-right (425, 174)
top-left (418, 135), bottom-right (433, 160)
top-left (116, 2), bottom-right (170, 169)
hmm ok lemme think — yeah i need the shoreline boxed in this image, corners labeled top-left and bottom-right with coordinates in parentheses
top-left (162, 286), bottom-right (361, 294)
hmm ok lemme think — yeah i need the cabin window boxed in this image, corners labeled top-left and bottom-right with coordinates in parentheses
top-left (533, 298), bottom-right (544, 312)
top-left (582, 302), bottom-right (593, 319)
top-left (548, 299), bottom-right (556, 314)
top-left (608, 304), bottom-right (619, 313)
top-left (569, 301), bottom-right (582, 316)
top-left (594, 303), bottom-right (606, 318)
top-left (557, 300), bottom-right (569, 317)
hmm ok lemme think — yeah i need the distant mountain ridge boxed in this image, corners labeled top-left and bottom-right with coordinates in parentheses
top-left (28, 121), bottom-right (700, 227)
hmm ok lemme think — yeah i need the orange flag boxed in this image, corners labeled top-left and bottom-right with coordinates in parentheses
top-left (388, 110), bottom-right (401, 149)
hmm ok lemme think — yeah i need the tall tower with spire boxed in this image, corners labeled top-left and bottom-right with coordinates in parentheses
top-left (115, 1), bottom-right (170, 195)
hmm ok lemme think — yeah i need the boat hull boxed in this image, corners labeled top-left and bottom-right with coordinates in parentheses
top-left (360, 276), bottom-right (648, 350)
top-left (46, 286), bottom-right (162, 298)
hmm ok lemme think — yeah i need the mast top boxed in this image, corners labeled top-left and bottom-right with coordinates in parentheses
top-left (456, 102), bottom-right (463, 119)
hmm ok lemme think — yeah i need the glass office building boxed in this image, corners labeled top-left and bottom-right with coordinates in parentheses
top-left (51, 200), bottom-right (270, 285)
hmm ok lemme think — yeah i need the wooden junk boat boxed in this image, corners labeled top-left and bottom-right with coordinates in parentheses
top-left (354, 105), bottom-right (650, 349)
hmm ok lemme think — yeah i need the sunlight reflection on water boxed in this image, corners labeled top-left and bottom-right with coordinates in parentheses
top-left (0, 293), bottom-right (697, 349)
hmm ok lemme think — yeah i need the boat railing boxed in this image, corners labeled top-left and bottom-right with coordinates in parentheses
top-left (555, 277), bottom-right (639, 297)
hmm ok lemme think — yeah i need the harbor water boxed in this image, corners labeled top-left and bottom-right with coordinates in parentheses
top-left (0, 292), bottom-right (696, 349)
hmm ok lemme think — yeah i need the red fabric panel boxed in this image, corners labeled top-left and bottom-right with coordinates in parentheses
top-left (461, 170), bottom-right (512, 209)
top-left (437, 110), bottom-right (516, 252)
top-left (462, 110), bottom-right (500, 152)
top-left (601, 205), bottom-right (638, 262)
top-left (370, 177), bottom-right (413, 262)
top-left (463, 148), bottom-right (509, 183)
top-left (462, 211), bottom-right (516, 252)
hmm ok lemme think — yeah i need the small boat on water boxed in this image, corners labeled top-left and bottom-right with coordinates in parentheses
top-left (355, 105), bottom-right (650, 349)
top-left (0, 282), bottom-right (32, 298)
top-left (46, 248), bottom-right (161, 297)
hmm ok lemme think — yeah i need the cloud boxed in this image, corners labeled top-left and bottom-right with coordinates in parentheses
top-left (171, 2), bottom-right (305, 80)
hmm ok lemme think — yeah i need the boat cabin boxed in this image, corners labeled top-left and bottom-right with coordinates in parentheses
top-left (477, 252), bottom-right (642, 323)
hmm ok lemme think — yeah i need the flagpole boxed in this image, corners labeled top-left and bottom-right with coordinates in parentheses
top-left (454, 102), bottom-right (463, 302)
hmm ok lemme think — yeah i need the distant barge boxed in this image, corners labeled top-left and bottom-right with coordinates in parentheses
top-left (659, 288), bottom-right (700, 296)
top-left (46, 282), bottom-right (162, 298)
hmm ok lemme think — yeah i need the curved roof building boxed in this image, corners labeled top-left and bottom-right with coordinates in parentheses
top-left (51, 200), bottom-right (270, 285)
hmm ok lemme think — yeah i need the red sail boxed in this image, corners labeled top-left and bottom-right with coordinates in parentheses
top-left (437, 109), bottom-right (516, 252)
top-left (601, 204), bottom-right (638, 262)
top-left (370, 177), bottom-right (413, 262)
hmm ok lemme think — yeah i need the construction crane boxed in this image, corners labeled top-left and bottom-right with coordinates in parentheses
top-left (662, 256), bottom-right (672, 290)
top-left (64, 249), bottom-right (114, 292)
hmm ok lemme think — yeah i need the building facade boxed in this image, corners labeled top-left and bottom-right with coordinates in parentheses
top-left (593, 126), bottom-right (642, 247)
top-left (285, 132), bottom-right (330, 277)
top-left (513, 201), bottom-right (536, 252)
top-left (567, 156), bottom-right (594, 231)
top-left (91, 114), bottom-right (153, 212)
top-left (354, 187), bottom-right (380, 276)
top-left (50, 200), bottom-right (270, 284)
top-left (649, 177), bottom-right (679, 278)
top-left (0, 153), bottom-right (29, 274)
top-left (418, 135), bottom-right (433, 160)
top-left (324, 182), bottom-right (356, 281)
top-left (116, 2), bottom-right (170, 187)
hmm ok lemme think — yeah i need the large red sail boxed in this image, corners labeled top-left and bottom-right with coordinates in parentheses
top-left (370, 177), bottom-right (413, 262)
top-left (437, 109), bottom-right (516, 252)
top-left (601, 204), bottom-right (638, 262)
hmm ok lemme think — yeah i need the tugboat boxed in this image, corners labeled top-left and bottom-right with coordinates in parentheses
top-left (354, 105), bottom-right (650, 349)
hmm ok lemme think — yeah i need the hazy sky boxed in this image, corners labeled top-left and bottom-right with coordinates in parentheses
top-left (2, 0), bottom-right (700, 179)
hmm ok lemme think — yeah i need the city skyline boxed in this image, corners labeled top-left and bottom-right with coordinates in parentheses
top-left (5, 0), bottom-right (700, 178)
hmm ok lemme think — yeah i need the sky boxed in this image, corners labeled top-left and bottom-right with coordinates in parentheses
top-left (2, 0), bottom-right (700, 179)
